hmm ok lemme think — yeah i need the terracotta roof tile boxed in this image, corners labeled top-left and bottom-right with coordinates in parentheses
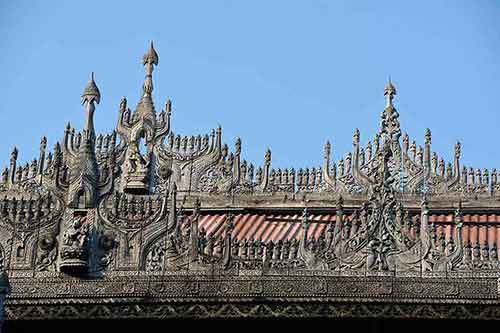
top-left (187, 212), bottom-right (500, 248)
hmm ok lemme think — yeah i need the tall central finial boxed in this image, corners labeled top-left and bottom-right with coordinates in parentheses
top-left (384, 77), bottom-right (396, 108)
top-left (142, 41), bottom-right (159, 97)
top-left (379, 78), bottom-right (401, 143)
top-left (81, 72), bottom-right (101, 140)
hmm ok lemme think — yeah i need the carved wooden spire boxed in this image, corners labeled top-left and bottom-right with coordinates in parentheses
top-left (380, 78), bottom-right (401, 143)
top-left (142, 41), bottom-right (159, 98)
top-left (82, 72), bottom-right (101, 104)
top-left (133, 42), bottom-right (159, 122)
top-left (38, 136), bottom-right (47, 176)
top-left (81, 72), bottom-right (100, 141)
top-left (384, 77), bottom-right (396, 108)
top-left (8, 147), bottom-right (18, 185)
top-left (67, 74), bottom-right (100, 208)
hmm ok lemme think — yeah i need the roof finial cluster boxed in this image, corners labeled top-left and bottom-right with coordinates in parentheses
top-left (142, 41), bottom-right (159, 97)
top-left (384, 77), bottom-right (396, 108)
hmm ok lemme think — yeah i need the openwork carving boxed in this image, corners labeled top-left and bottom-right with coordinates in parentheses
top-left (1, 43), bottom-right (499, 320)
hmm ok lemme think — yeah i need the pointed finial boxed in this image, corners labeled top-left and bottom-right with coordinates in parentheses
top-left (40, 136), bottom-right (47, 147)
top-left (353, 128), bottom-right (360, 145)
top-left (120, 97), bottom-right (127, 112)
top-left (264, 149), bottom-right (271, 165)
top-left (454, 141), bottom-right (461, 159)
top-left (81, 72), bottom-right (101, 105)
top-left (165, 98), bottom-right (172, 114)
top-left (235, 137), bottom-right (241, 154)
top-left (141, 41), bottom-right (159, 97)
top-left (425, 128), bottom-right (431, 145)
top-left (324, 140), bottom-right (331, 158)
top-left (10, 147), bottom-right (18, 162)
top-left (142, 41), bottom-right (159, 66)
top-left (384, 77), bottom-right (396, 108)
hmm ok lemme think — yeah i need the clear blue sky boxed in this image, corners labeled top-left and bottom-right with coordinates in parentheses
top-left (1, 0), bottom-right (500, 171)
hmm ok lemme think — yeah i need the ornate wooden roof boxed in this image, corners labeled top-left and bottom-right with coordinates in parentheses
top-left (0, 43), bottom-right (499, 321)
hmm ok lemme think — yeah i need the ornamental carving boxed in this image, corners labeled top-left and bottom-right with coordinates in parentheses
top-left (0, 43), bottom-right (499, 320)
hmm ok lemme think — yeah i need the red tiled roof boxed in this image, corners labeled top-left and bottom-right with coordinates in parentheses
top-left (192, 213), bottom-right (500, 247)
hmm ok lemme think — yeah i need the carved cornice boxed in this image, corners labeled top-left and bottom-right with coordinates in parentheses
top-left (5, 275), bottom-right (498, 302)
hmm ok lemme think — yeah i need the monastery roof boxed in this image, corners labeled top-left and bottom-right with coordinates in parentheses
top-left (0, 42), bottom-right (499, 321)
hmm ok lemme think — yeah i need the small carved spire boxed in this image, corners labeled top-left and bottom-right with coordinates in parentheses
top-left (142, 41), bottom-right (159, 97)
top-left (345, 153), bottom-right (352, 174)
top-left (424, 128), bottom-right (431, 145)
top-left (324, 141), bottom-right (331, 160)
top-left (81, 72), bottom-right (100, 142)
top-left (384, 77), bottom-right (396, 108)
top-left (402, 133), bottom-right (409, 153)
top-left (365, 141), bottom-right (372, 160)
top-left (417, 146), bottom-right (423, 165)
top-left (10, 147), bottom-right (18, 164)
top-left (352, 128), bottom-right (360, 145)
top-left (264, 149), bottom-right (271, 166)
top-left (67, 74), bottom-right (100, 208)
top-left (409, 140), bottom-right (416, 161)
top-left (165, 98), bottom-right (172, 115)
top-left (338, 159), bottom-right (344, 177)
top-left (8, 147), bottom-right (18, 184)
top-left (81, 72), bottom-right (101, 105)
top-left (454, 141), bottom-right (461, 160)
top-left (119, 96), bottom-right (127, 112)
top-left (235, 137), bottom-right (241, 155)
top-left (431, 152), bottom-right (438, 174)
top-left (1, 168), bottom-right (7, 184)
top-left (38, 136), bottom-right (47, 175)
top-left (438, 158), bottom-right (445, 177)
top-left (374, 134), bottom-right (380, 153)
top-left (446, 162), bottom-right (452, 179)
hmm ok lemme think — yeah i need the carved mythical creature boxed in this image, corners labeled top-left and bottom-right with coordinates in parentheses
top-left (36, 233), bottom-right (58, 271)
top-left (124, 142), bottom-right (149, 174)
top-left (59, 215), bottom-right (90, 273)
top-left (62, 218), bottom-right (88, 248)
